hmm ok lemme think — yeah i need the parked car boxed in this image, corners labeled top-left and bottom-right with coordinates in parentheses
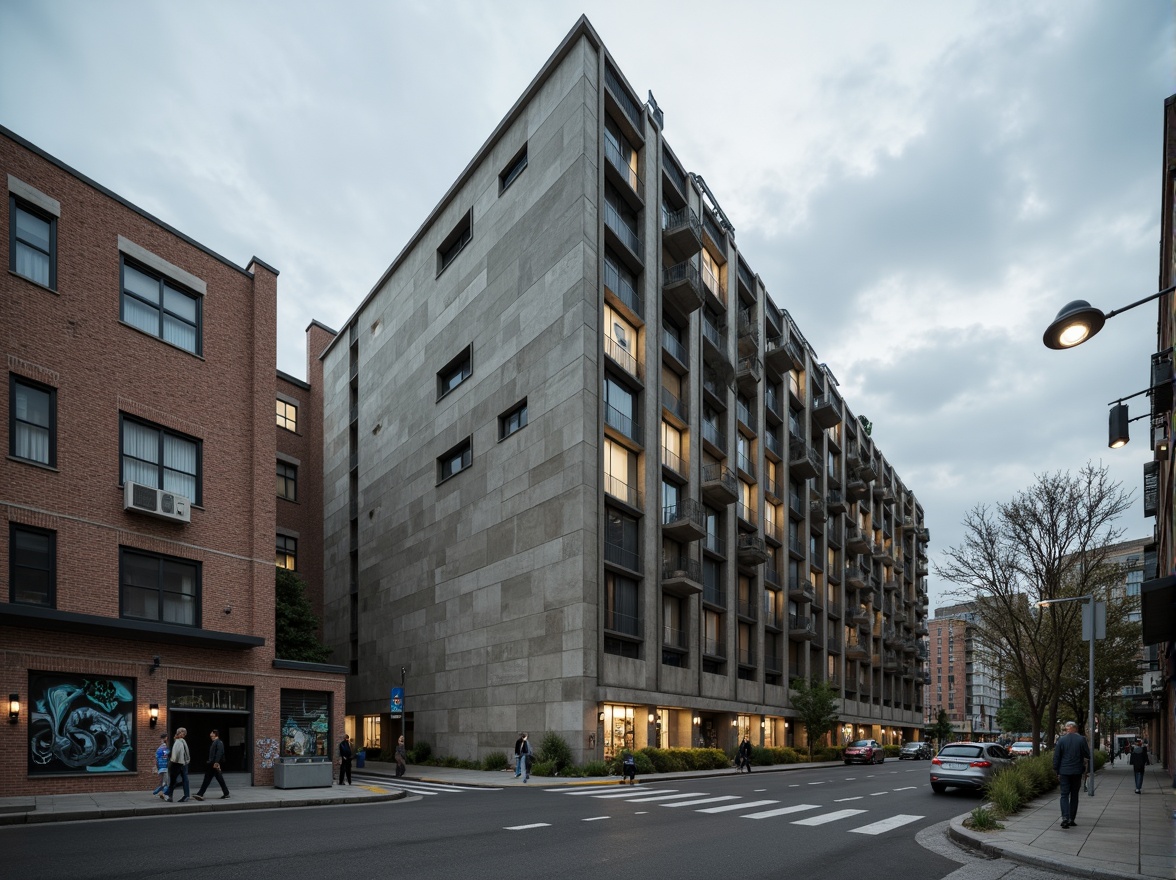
top-left (930, 742), bottom-right (1013, 793)
top-left (843, 739), bottom-right (886, 765)
top-left (899, 741), bottom-right (933, 760)
top-left (1008, 741), bottom-right (1034, 759)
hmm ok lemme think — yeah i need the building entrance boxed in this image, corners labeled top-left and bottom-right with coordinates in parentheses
top-left (166, 683), bottom-right (252, 777)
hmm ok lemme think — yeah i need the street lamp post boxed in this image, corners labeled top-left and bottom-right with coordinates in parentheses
top-left (1037, 594), bottom-right (1103, 796)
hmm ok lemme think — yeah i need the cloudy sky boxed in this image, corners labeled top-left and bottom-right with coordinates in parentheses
top-left (2, 1), bottom-right (1170, 607)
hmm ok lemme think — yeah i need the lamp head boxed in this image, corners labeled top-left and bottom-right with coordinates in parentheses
top-left (1108, 403), bottom-right (1129, 449)
top-left (1043, 300), bottom-right (1106, 350)
top-left (8, 694), bottom-right (18, 724)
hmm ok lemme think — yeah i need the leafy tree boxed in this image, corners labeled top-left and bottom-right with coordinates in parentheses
top-left (276, 568), bottom-right (333, 662)
top-left (937, 463), bottom-right (1132, 753)
top-left (995, 696), bottom-right (1031, 736)
top-left (790, 677), bottom-right (840, 761)
top-left (931, 708), bottom-right (956, 748)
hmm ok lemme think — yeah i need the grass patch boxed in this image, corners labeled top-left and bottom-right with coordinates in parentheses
top-left (966, 806), bottom-right (1004, 831)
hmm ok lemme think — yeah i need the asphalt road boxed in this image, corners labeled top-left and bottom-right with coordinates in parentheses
top-left (4, 762), bottom-right (1009, 880)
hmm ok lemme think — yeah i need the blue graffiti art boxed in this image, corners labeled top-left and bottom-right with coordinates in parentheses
top-left (29, 673), bottom-right (135, 774)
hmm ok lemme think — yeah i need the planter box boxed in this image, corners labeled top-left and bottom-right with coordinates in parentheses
top-left (273, 756), bottom-right (333, 789)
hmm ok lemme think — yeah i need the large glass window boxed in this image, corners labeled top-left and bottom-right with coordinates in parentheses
top-left (605, 507), bottom-right (640, 572)
top-left (605, 572), bottom-right (640, 637)
top-left (604, 118), bottom-right (639, 192)
top-left (121, 415), bottom-right (201, 503)
top-left (120, 547), bottom-right (199, 626)
top-left (120, 258), bottom-right (201, 354)
top-left (10, 197), bottom-right (55, 288)
top-left (277, 534), bottom-right (297, 570)
top-left (661, 421), bottom-right (683, 473)
top-left (277, 461), bottom-right (297, 501)
top-left (603, 375), bottom-right (637, 440)
top-left (604, 304), bottom-right (639, 377)
top-left (10, 376), bottom-right (55, 466)
top-left (701, 249), bottom-right (721, 299)
top-left (603, 438), bottom-right (638, 506)
top-left (10, 524), bottom-right (55, 606)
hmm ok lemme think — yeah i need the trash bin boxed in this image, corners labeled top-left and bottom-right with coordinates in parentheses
top-left (356, 750), bottom-right (365, 769)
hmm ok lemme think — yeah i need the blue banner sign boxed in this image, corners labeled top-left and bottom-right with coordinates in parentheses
top-left (390, 687), bottom-right (404, 717)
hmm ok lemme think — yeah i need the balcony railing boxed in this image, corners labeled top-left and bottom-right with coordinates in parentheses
top-left (662, 261), bottom-right (704, 316)
top-left (604, 335), bottom-right (640, 379)
top-left (737, 452), bottom-right (756, 480)
top-left (738, 261), bottom-right (755, 293)
top-left (661, 444), bottom-right (685, 475)
top-left (662, 330), bottom-right (687, 364)
top-left (703, 210), bottom-right (727, 254)
top-left (765, 654), bottom-right (783, 675)
top-left (702, 420), bottom-right (727, 453)
top-left (737, 502), bottom-right (757, 527)
top-left (604, 138), bottom-right (642, 199)
top-left (604, 200), bottom-right (641, 256)
top-left (703, 637), bottom-right (726, 658)
top-left (662, 150), bottom-right (688, 195)
top-left (604, 403), bottom-right (640, 443)
top-left (663, 625), bottom-right (688, 650)
top-left (604, 539), bottom-right (641, 573)
top-left (604, 64), bottom-right (643, 129)
top-left (702, 262), bottom-right (724, 304)
top-left (736, 399), bottom-right (756, 431)
top-left (764, 567), bottom-right (782, 589)
top-left (764, 430), bottom-right (782, 457)
top-left (703, 532), bottom-right (726, 557)
top-left (738, 598), bottom-right (758, 620)
top-left (765, 386), bottom-right (781, 418)
top-left (604, 258), bottom-right (642, 318)
top-left (702, 313), bottom-right (726, 351)
top-left (661, 387), bottom-right (688, 424)
top-left (604, 608), bottom-right (641, 637)
top-left (604, 473), bottom-right (641, 508)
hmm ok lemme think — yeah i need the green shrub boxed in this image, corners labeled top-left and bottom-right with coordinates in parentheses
top-left (531, 759), bottom-right (556, 777)
top-left (536, 733), bottom-right (574, 774)
top-left (691, 747), bottom-right (734, 769)
top-left (967, 806), bottom-right (1003, 831)
top-left (1093, 751), bottom-right (1107, 772)
top-left (640, 747), bottom-right (687, 773)
top-left (558, 764), bottom-right (587, 777)
top-left (985, 769), bottom-right (1023, 815)
top-left (813, 746), bottom-right (842, 762)
top-left (581, 760), bottom-right (610, 777)
top-left (481, 751), bottom-right (510, 771)
top-left (883, 745), bottom-right (902, 757)
top-left (1018, 755), bottom-right (1056, 796)
top-left (408, 741), bottom-right (431, 763)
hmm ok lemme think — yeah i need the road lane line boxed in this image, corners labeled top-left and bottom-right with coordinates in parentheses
top-left (697, 800), bottom-right (779, 813)
top-left (592, 789), bottom-right (682, 799)
top-left (582, 816), bottom-right (611, 822)
top-left (893, 786), bottom-right (918, 791)
top-left (661, 796), bottom-right (741, 808)
top-left (505, 823), bottom-right (551, 830)
top-left (834, 796), bottom-right (863, 802)
top-left (869, 791), bottom-right (889, 796)
top-left (791, 809), bottom-right (868, 826)
top-left (849, 814), bottom-right (925, 835)
top-left (742, 804), bottom-right (821, 819)
top-left (626, 792), bottom-right (710, 803)
top-left (807, 781), bottom-right (826, 785)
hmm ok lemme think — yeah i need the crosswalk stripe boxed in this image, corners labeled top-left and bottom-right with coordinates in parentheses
top-left (743, 803), bottom-right (821, 819)
top-left (791, 809), bottom-right (868, 826)
top-left (834, 796), bottom-right (863, 802)
top-left (697, 800), bottom-right (779, 814)
top-left (625, 792), bottom-right (710, 803)
top-left (849, 814), bottom-right (924, 835)
top-left (661, 796), bottom-right (741, 808)
top-left (591, 789), bottom-right (682, 800)
top-left (547, 785), bottom-right (619, 793)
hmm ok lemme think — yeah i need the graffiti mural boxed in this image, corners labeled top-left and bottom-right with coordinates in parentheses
top-left (29, 672), bottom-right (135, 774)
top-left (255, 737), bottom-right (280, 769)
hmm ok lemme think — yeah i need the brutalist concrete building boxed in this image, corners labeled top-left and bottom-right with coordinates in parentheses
top-left (321, 16), bottom-right (930, 763)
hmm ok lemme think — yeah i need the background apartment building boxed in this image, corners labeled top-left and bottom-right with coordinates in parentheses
top-left (1, 127), bottom-right (345, 795)
top-left (322, 17), bottom-right (930, 763)
top-left (925, 618), bottom-right (969, 736)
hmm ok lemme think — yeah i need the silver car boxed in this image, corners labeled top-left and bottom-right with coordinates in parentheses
top-left (930, 742), bottom-right (1013, 793)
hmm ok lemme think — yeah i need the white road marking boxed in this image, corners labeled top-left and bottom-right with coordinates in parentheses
top-left (742, 803), bottom-right (821, 819)
top-left (661, 796), bottom-right (741, 808)
top-left (547, 785), bottom-right (618, 793)
top-left (834, 796), bottom-right (864, 802)
top-left (625, 792), bottom-right (710, 803)
top-left (592, 789), bottom-right (683, 800)
top-left (792, 809), bottom-right (868, 826)
top-left (505, 823), bottom-right (550, 830)
top-left (849, 814), bottom-right (925, 835)
top-left (697, 800), bottom-right (779, 813)
top-left (753, 789), bottom-right (767, 793)
top-left (582, 816), bottom-right (610, 822)
top-left (893, 786), bottom-right (918, 791)
top-left (807, 781), bottom-right (826, 785)
top-left (869, 791), bottom-right (889, 796)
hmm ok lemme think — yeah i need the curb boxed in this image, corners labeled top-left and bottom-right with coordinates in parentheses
top-left (0, 789), bottom-right (408, 827)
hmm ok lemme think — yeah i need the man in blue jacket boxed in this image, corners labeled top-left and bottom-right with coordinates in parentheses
top-left (1052, 721), bottom-right (1090, 828)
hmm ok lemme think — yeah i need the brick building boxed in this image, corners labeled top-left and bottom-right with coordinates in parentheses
top-left (924, 617), bottom-right (968, 737)
top-left (1, 126), bottom-right (345, 795)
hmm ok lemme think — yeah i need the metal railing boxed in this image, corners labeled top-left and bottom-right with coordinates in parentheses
top-left (604, 334), bottom-right (640, 378)
top-left (703, 532), bottom-right (726, 557)
top-left (662, 150), bottom-right (688, 195)
top-left (737, 502), bottom-right (757, 527)
top-left (661, 444), bottom-right (685, 475)
top-left (604, 64), bottom-right (643, 129)
top-left (604, 138), bottom-right (642, 198)
top-left (738, 598), bottom-right (758, 620)
top-left (702, 420), bottom-right (727, 452)
top-left (604, 473), bottom-right (641, 508)
top-left (604, 608), bottom-right (641, 637)
top-left (737, 452), bottom-right (756, 479)
top-left (702, 263), bottom-right (724, 303)
top-left (663, 626), bottom-right (688, 649)
top-left (738, 260), bottom-right (755, 292)
top-left (604, 539), bottom-right (641, 573)
top-left (662, 329), bottom-right (687, 364)
top-left (661, 204), bottom-right (700, 237)
top-left (604, 199), bottom-right (641, 256)
top-left (702, 313), bottom-right (726, 350)
top-left (764, 430), bottom-right (781, 457)
top-left (661, 387), bottom-right (688, 423)
top-left (604, 258), bottom-right (642, 318)
top-left (703, 210), bottom-right (727, 251)
top-left (604, 403), bottom-right (640, 442)
top-left (662, 556), bottom-right (702, 583)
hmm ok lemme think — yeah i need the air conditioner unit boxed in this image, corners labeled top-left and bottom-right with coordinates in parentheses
top-left (123, 482), bottom-right (191, 523)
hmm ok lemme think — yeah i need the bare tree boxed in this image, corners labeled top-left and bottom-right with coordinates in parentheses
top-left (936, 463), bottom-right (1132, 753)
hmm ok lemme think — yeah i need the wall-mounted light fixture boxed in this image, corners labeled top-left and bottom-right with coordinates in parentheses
top-left (149, 704), bottom-right (159, 729)
top-left (760, 720), bottom-right (766, 729)
top-left (692, 715), bottom-right (700, 726)
top-left (1108, 403), bottom-right (1130, 449)
top-left (597, 711), bottom-right (604, 723)
top-left (731, 719), bottom-right (738, 728)
top-left (1042, 286), bottom-right (1174, 349)
top-left (8, 694), bottom-right (19, 724)
top-left (648, 712), bottom-right (655, 724)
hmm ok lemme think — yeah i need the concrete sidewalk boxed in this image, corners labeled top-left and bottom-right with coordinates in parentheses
top-left (950, 758), bottom-right (1176, 880)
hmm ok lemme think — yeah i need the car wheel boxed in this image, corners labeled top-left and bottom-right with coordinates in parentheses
top-left (931, 782), bottom-right (946, 794)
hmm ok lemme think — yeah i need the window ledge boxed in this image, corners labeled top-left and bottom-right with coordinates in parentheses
top-left (436, 467), bottom-right (470, 487)
top-left (0, 603), bottom-right (263, 649)
top-left (8, 269), bottom-right (58, 295)
top-left (7, 455), bottom-right (58, 472)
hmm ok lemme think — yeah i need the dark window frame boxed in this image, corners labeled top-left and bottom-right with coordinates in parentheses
top-left (119, 255), bottom-right (203, 355)
top-left (437, 210), bottom-right (473, 276)
top-left (277, 534), bottom-right (297, 570)
top-left (437, 437), bottom-right (473, 483)
top-left (9, 523), bottom-right (56, 607)
top-left (276, 399), bottom-right (298, 432)
top-left (277, 460), bottom-right (298, 501)
top-left (119, 413), bottom-right (203, 506)
top-left (437, 346), bottom-right (472, 400)
top-left (118, 546), bottom-right (201, 627)
top-left (9, 374), bottom-right (57, 467)
top-left (498, 399), bottom-right (528, 440)
top-left (499, 145), bottom-right (528, 194)
top-left (9, 195), bottom-right (57, 289)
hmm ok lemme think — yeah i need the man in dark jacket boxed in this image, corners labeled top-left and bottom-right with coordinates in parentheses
top-left (1128, 737), bottom-right (1150, 794)
top-left (338, 734), bottom-right (353, 785)
top-left (1052, 721), bottom-right (1090, 828)
top-left (193, 729), bottom-right (230, 800)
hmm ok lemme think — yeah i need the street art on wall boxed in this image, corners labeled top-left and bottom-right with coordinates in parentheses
top-left (29, 672), bottom-right (135, 774)
top-left (255, 736), bottom-right (280, 769)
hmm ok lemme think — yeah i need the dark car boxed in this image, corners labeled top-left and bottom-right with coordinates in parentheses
top-left (843, 739), bottom-right (885, 765)
top-left (930, 742), bottom-right (1013, 793)
top-left (899, 741), bottom-right (933, 760)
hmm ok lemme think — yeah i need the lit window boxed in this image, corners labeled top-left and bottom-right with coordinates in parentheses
top-left (277, 399), bottom-right (298, 432)
top-left (276, 535), bottom-right (297, 570)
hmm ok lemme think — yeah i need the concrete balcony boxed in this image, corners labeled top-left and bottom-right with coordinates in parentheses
top-left (846, 476), bottom-right (868, 500)
top-left (811, 393), bottom-right (842, 429)
top-left (662, 261), bottom-right (704, 319)
top-left (764, 335), bottom-right (805, 373)
top-left (662, 498), bottom-right (707, 542)
top-left (661, 205), bottom-right (702, 263)
top-left (788, 614), bottom-right (816, 642)
top-left (737, 307), bottom-right (759, 356)
top-left (701, 463), bottom-right (738, 506)
top-left (826, 489), bottom-right (848, 515)
top-left (735, 356), bottom-right (762, 392)
top-left (736, 533), bottom-right (771, 566)
top-left (846, 528), bottom-right (870, 554)
top-left (661, 556), bottom-right (703, 598)
top-left (789, 441), bottom-right (821, 480)
top-left (788, 574), bottom-right (816, 603)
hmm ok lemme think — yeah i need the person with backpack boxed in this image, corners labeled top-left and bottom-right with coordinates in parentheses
top-left (513, 733), bottom-right (525, 778)
top-left (1129, 737), bottom-right (1150, 794)
top-left (621, 751), bottom-right (637, 784)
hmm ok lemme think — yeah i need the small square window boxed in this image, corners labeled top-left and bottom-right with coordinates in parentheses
top-left (438, 438), bottom-right (472, 483)
top-left (10, 524), bottom-right (56, 607)
top-left (277, 461), bottom-right (297, 501)
top-left (277, 399), bottom-right (298, 432)
top-left (437, 346), bottom-right (472, 400)
top-left (277, 535), bottom-right (297, 570)
top-left (499, 399), bottom-right (528, 440)
top-left (10, 375), bottom-right (56, 467)
top-left (10, 196), bottom-right (56, 289)
top-left (499, 145), bottom-right (528, 194)
top-left (437, 210), bottom-right (472, 275)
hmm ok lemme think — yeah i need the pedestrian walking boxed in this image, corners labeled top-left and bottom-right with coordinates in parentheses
top-left (519, 732), bottom-right (532, 783)
top-left (193, 729), bottom-right (230, 800)
top-left (151, 733), bottom-right (169, 796)
top-left (514, 732), bottom-right (525, 778)
top-left (738, 737), bottom-right (752, 773)
top-left (621, 751), bottom-right (636, 784)
top-left (163, 728), bottom-right (191, 802)
top-left (1052, 721), bottom-right (1091, 828)
top-left (1129, 737), bottom-right (1150, 794)
top-left (395, 735), bottom-right (407, 778)
top-left (338, 734), bottom-right (353, 785)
